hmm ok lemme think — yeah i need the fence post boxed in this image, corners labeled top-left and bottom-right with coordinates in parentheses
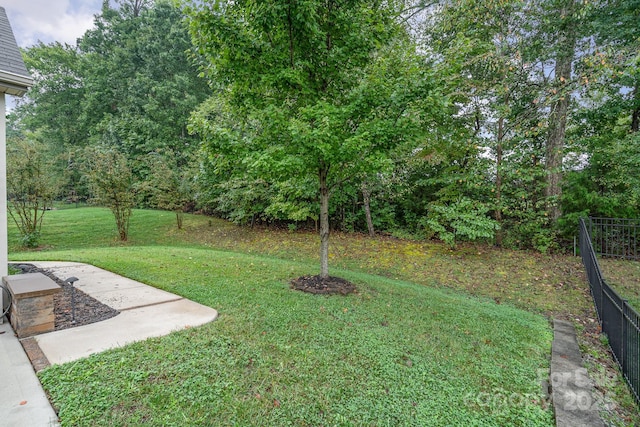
top-left (622, 300), bottom-right (628, 372)
top-left (600, 268), bottom-right (604, 324)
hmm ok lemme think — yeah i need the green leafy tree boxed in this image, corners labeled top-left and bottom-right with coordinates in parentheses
top-left (424, 0), bottom-right (531, 246)
top-left (141, 151), bottom-right (197, 229)
top-left (14, 1), bottom-right (209, 207)
top-left (15, 43), bottom-right (90, 202)
top-left (84, 148), bottom-right (135, 241)
top-left (78, 0), bottom-right (208, 176)
top-left (186, 0), bottom-right (429, 278)
top-left (17, 42), bottom-right (87, 149)
top-left (559, 0), bottom-right (640, 235)
top-left (422, 0), bottom-right (590, 249)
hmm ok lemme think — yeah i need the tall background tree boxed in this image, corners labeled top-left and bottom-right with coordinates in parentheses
top-left (14, 0), bottom-right (208, 216)
top-left (561, 0), bottom-right (640, 228)
top-left (79, 0), bottom-right (209, 179)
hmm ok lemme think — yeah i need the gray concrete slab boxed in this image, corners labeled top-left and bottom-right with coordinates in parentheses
top-left (16, 262), bottom-right (219, 365)
top-left (0, 319), bottom-right (60, 426)
top-left (552, 319), bottom-right (605, 427)
top-left (35, 298), bottom-right (218, 365)
top-left (2, 261), bottom-right (218, 426)
top-left (28, 262), bottom-right (181, 310)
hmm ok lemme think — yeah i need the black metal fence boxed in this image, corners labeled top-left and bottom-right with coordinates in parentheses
top-left (587, 217), bottom-right (640, 260)
top-left (579, 218), bottom-right (640, 404)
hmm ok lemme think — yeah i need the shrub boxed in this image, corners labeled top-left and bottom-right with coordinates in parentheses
top-left (423, 198), bottom-right (499, 248)
top-left (84, 148), bottom-right (134, 241)
top-left (6, 138), bottom-right (60, 248)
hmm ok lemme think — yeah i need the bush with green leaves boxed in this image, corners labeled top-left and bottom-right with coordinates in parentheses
top-left (500, 203), bottom-right (559, 254)
top-left (424, 198), bottom-right (499, 248)
top-left (138, 152), bottom-right (197, 230)
top-left (6, 138), bottom-right (61, 248)
top-left (84, 148), bottom-right (135, 241)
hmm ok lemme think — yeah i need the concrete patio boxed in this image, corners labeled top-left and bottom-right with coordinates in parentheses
top-left (1, 261), bottom-right (218, 426)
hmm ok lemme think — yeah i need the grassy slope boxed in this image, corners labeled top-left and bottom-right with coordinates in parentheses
top-left (22, 246), bottom-right (552, 426)
top-left (599, 258), bottom-right (640, 312)
top-left (10, 207), bottom-right (592, 317)
top-left (7, 207), bottom-right (636, 425)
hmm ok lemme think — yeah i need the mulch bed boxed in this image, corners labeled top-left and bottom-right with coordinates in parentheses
top-left (290, 275), bottom-right (357, 295)
top-left (10, 263), bottom-right (120, 330)
top-left (8, 264), bottom-right (121, 371)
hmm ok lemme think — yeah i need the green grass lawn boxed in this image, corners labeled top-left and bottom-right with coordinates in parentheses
top-left (10, 207), bottom-right (592, 318)
top-left (6, 207), bottom-right (636, 425)
top-left (19, 246), bottom-right (552, 426)
top-left (598, 258), bottom-right (640, 313)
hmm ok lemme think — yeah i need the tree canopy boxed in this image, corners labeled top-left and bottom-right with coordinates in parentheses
top-left (185, 0), bottom-right (438, 277)
top-left (9, 0), bottom-right (640, 253)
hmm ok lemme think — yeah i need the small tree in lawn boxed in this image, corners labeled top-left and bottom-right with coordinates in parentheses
top-left (185, 0), bottom-right (428, 282)
top-left (85, 148), bottom-right (134, 241)
top-left (6, 137), bottom-right (61, 248)
top-left (142, 152), bottom-right (196, 229)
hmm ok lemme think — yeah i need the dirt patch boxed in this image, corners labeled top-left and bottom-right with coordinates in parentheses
top-left (290, 275), bottom-right (357, 295)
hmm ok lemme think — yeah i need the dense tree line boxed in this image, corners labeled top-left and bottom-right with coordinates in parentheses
top-left (8, 0), bottom-right (640, 263)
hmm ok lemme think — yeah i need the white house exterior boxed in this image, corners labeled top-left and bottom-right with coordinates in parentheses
top-left (0, 6), bottom-right (33, 317)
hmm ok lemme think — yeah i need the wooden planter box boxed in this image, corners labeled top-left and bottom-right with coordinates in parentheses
top-left (3, 273), bottom-right (60, 338)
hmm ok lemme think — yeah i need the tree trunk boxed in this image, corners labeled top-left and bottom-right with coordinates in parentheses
top-left (545, 0), bottom-right (576, 223)
top-left (362, 181), bottom-right (375, 237)
top-left (631, 85), bottom-right (639, 133)
top-left (495, 116), bottom-right (504, 247)
top-left (175, 210), bottom-right (183, 230)
top-left (319, 164), bottom-right (330, 279)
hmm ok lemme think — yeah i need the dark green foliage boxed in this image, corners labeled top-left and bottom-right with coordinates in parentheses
top-left (16, 0), bottom-right (208, 199)
top-left (559, 0), bottom-right (640, 237)
top-left (12, 0), bottom-right (640, 252)
top-left (78, 1), bottom-right (209, 175)
top-left (16, 42), bottom-right (87, 149)
top-left (424, 198), bottom-right (499, 248)
top-left (138, 151), bottom-right (198, 229)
